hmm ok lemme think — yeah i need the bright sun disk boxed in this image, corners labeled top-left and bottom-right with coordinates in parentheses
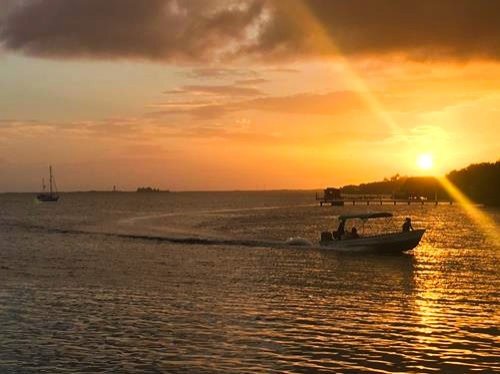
top-left (417, 153), bottom-right (433, 170)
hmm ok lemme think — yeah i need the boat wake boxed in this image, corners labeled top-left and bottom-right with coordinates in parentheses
top-left (285, 237), bottom-right (314, 247)
top-left (118, 203), bottom-right (315, 225)
top-left (6, 222), bottom-right (306, 250)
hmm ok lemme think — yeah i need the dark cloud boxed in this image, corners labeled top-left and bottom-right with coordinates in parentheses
top-left (0, 0), bottom-right (266, 61)
top-left (258, 0), bottom-right (500, 60)
top-left (1, 0), bottom-right (500, 61)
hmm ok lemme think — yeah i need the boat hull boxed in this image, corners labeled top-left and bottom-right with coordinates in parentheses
top-left (37, 194), bottom-right (59, 202)
top-left (320, 229), bottom-right (425, 253)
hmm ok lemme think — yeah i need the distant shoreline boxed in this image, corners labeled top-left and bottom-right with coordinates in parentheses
top-left (2, 161), bottom-right (498, 206)
top-left (0, 189), bottom-right (321, 194)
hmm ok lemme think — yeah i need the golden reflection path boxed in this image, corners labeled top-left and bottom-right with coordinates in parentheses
top-left (286, 0), bottom-right (499, 247)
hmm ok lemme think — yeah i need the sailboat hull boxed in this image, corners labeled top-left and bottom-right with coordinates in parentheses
top-left (37, 194), bottom-right (59, 202)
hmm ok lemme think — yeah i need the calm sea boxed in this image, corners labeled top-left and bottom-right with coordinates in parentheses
top-left (1, 191), bottom-right (499, 373)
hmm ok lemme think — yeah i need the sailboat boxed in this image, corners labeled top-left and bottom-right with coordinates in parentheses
top-left (37, 165), bottom-right (59, 202)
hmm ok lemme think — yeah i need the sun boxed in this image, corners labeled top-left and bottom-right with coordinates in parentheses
top-left (417, 153), bottom-right (434, 170)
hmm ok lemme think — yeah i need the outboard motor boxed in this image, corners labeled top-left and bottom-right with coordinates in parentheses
top-left (320, 231), bottom-right (333, 242)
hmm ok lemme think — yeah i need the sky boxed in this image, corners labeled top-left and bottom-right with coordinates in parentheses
top-left (0, 0), bottom-right (499, 191)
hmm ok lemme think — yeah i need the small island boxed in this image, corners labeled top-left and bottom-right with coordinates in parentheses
top-left (136, 187), bottom-right (169, 193)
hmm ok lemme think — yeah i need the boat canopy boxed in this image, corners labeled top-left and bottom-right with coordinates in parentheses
top-left (338, 212), bottom-right (393, 221)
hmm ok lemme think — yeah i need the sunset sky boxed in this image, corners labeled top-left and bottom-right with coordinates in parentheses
top-left (1, 0), bottom-right (499, 191)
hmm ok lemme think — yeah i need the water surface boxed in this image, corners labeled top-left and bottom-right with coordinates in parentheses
top-left (1, 192), bottom-right (498, 373)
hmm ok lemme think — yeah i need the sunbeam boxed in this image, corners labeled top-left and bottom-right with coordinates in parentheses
top-left (438, 176), bottom-right (499, 247)
top-left (282, 0), bottom-right (402, 136)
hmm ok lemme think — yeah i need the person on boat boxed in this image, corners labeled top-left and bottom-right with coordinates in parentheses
top-left (333, 220), bottom-right (345, 239)
top-left (402, 217), bottom-right (414, 232)
top-left (349, 227), bottom-right (359, 239)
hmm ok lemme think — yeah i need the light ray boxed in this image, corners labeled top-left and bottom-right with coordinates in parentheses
top-left (278, 0), bottom-right (402, 135)
top-left (437, 176), bottom-right (499, 247)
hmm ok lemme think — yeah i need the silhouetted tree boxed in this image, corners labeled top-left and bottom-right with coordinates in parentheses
top-left (447, 161), bottom-right (500, 206)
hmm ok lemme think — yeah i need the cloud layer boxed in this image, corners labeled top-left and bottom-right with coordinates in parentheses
top-left (0, 0), bottom-right (266, 61)
top-left (1, 0), bottom-right (500, 62)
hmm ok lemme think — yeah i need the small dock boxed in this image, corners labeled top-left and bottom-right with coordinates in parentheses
top-left (316, 187), bottom-right (345, 206)
top-left (316, 188), bottom-right (453, 206)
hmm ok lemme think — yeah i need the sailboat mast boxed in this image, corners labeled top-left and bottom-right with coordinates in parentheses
top-left (49, 165), bottom-right (53, 195)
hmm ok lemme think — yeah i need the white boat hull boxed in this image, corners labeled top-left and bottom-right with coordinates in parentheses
top-left (320, 229), bottom-right (425, 253)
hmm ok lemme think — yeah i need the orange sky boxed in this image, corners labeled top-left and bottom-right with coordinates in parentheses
top-left (0, 0), bottom-right (499, 191)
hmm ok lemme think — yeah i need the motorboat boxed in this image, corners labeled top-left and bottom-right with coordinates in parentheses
top-left (320, 212), bottom-right (425, 253)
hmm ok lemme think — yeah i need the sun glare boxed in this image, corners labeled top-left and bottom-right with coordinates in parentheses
top-left (417, 153), bottom-right (433, 170)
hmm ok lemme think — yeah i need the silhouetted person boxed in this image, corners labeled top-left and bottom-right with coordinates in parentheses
top-left (402, 217), bottom-right (413, 232)
top-left (334, 220), bottom-right (345, 239)
top-left (350, 227), bottom-right (359, 239)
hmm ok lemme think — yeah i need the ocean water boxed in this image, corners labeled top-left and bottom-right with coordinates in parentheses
top-left (0, 191), bottom-right (498, 373)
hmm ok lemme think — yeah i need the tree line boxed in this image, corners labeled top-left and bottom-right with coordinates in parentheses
top-left (340, 161), bottom-right (499, 206)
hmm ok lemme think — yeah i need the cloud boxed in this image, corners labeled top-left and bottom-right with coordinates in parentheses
top-left (165, 123), bottom-right (281, 143)
top-left (0, 118), bottom-right (147, 139)
top-left (0, 1), bottom-right (18, 23)
top-left (1, 0), bottom-right (500, 62)
top-left (235, 78), bottom-right (269, 85)
top-left (153, 90), bottom-right (368, 119)
top-left (152, 85), bottom-right (486, 122)
top-left (241, 91), bottom-right (366, 115)
top-left (0, 119), bottom-right (56, 135)
top-left (165, 84), bottom-right (264, 96)
top-left (151, 102), bottom-right (232, 120)
top-left (264, 67), bottom-right (301, 73)
top-left (0, 116), bottom-right (283, 147)
top-left (186, 68), bottom-right (259, 79)
top-left (0, 0), bottom-right (267, 62)
top-left (261, 0), bottom-right (500, 60)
